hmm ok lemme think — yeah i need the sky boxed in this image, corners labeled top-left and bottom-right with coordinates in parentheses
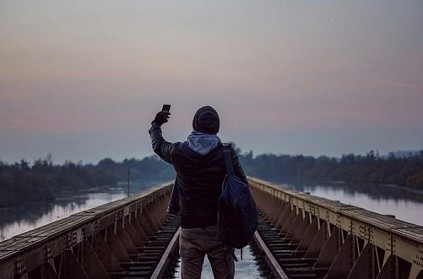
top-left (1, 0), bottom-right (423, 164)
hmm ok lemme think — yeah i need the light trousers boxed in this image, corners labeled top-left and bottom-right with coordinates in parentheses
top-left (179, 225), bottom-right (235, 279)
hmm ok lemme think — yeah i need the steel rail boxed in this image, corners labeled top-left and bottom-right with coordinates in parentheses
top-left (150, 227), bottom-right (181, 279)
top-left (252, 231), bottom-right (290, 279)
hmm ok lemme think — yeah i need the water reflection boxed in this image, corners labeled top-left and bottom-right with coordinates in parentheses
top-left (274, 179), bottom-right (423, 226)
top-left (2, 178), bottom-right (422, 241)
top-left (292, 181), bottom-right (423, 203)
top-left (0, 187), bottom-right (126, 241)
top-left (0, 179), bottom-right (165, 242)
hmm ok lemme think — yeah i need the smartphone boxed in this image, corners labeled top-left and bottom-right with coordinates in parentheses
top-left (162, 104), bottom-right (171, 112)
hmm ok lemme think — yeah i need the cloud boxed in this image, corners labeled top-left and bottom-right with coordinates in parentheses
top-left (375, 80), bottom-right (423, 91)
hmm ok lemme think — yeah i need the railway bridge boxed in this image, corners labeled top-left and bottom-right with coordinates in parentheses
top-left (1, 177), bottom-right (422, 278)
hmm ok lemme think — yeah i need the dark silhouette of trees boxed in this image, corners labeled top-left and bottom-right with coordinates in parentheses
top-left (1, 149), bottom-right (422, 208)
top-left (238, 150), bottom-right (423, 189)
top-left (0, 157), bottom-right (55, 207)
top-left (97, 156), bottom-right (175, 182)
top-left (0, 154), bottom-right (174, 208)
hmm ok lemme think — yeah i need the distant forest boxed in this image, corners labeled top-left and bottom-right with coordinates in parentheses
top-left (239, 149), bottom-right (423, 189)
top-left (0, 155), bottom-right (173, 207)
top-left (1, 148), bottom-right (423, 207)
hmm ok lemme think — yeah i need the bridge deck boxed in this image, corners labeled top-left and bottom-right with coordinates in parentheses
top-left (1, 178), bottom-right (423, 278)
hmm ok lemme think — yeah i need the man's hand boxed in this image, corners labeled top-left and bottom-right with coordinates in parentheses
top-left (152, 111), bottom-right (170, 126)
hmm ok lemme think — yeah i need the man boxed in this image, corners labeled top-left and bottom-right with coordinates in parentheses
top-left (148, 106), bottom-right (248, 279)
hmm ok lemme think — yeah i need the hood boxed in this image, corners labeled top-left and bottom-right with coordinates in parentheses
top-left (186, 132), bottom-right (221, 155)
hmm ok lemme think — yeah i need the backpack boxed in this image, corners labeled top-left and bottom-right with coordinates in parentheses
top-left (218, 144), bottom-right (258, 249)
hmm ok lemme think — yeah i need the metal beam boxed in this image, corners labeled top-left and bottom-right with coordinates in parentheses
top-left (60, 250), bottom-right (89, 279)
top-left (81, 241), bottom-right (110, 279)
top-left (249, 177), bottom-right (423, 278)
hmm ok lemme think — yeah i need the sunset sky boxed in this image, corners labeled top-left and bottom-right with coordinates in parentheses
top-left (1, 0), bottom-right (423, 164)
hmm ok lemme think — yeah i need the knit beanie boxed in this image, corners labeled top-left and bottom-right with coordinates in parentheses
top-left (192, 106), bottom-right (220, 134)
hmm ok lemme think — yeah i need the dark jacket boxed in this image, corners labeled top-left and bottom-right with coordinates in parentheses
top-left (149, 124), bottom-right (248, 228)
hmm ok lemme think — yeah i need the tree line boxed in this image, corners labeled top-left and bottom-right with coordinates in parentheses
top-left (0, 154), bottom-right (177, 207)
top-left (1, 149), bottom-right (423, 208)
top-left (0, 155), bottom-right (121, 207)
top-left (239, 149), bottom-right (423, 189)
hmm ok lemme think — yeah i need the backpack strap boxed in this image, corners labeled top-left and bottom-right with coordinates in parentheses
top-left (222, 143), bottom-right (234, 176)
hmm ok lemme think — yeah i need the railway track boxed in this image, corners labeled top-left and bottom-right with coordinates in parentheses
top-left (109, 214), bottom-right (181, 279)
top-left (106, 211), bottom-right (328, 279)
top-left (252, 213), bottom-right (329, 279)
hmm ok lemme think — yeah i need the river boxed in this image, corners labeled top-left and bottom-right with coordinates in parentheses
top-left (0, 180), bottom-right (161, 241)
top-left (2, 180), bottom-right (423, 241)
top-left (287, 180), bottom-right (423, 226)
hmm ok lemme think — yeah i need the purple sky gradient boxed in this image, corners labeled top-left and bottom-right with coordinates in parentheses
top-left (1, 0), bottom-right (423, 164)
